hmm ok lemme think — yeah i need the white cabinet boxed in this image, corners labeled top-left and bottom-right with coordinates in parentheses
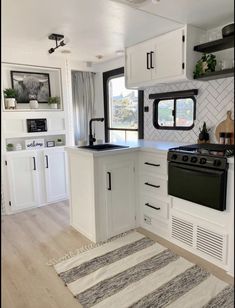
top-left (105, 159), bottom-right (135, 238)
top-left (5, 147), bottom-right (68, 213)
top-left (5, 151), bottom-right (40, 211)
top-left (138, 150), bottom-right (170, 239)
top-left (44, 148), bottom-right (67, 203)
top-left (125, 25), bottom-right (204, 88)
top-left (66, 149), bottom-right (137, 242)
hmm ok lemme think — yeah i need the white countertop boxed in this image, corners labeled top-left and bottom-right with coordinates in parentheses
top-left (65, 140), bottom-right (234, 164)
top-left (65, 139), bottom-right (189, 156)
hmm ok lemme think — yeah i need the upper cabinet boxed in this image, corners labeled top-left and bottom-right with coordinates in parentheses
top-left (125, 25), bottom-right (205, 89)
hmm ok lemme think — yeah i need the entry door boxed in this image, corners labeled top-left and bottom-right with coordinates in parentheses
top-left (44, 148), bottom-right (67, 203)
top-left (6, 151), bottom-right (40, 211)
top-left (105, 159), bottom-right (135, 238)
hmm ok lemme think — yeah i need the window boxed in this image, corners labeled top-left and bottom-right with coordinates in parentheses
top-left (152, 90), bottom-right (197, 130)
top-left (103, 67), bottom-right (143, 143)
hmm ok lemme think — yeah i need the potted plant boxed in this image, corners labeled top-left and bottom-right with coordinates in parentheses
top-left (6, 143), bottom-right (14, 151)
top-left (56, 138), bottom-right (63, 146)
top-left (48, 96), bottom-right (60, 109)
top-left (29, 94), bottom-right (39, 109)
top-left (3, 88), bottom-right (17, 109)
top-left (193, 53), bottom-right (217, 78)
top-left (198, 122), bottom-right (210, 143)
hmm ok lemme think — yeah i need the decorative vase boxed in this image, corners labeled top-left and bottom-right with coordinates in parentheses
top-left (5, 98), bottom-right (16, 109)
top-left (50, 103), bottom-right (58, 109)
top-left (29, 100), bottom-right (39, 109)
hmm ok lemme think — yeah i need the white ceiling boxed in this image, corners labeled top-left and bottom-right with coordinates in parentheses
top-left (2, 0), bottom-right (234, 64)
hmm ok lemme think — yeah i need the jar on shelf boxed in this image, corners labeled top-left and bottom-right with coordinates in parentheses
top-left (224, 132), bottom-right (232, 145)
top-left (219, 132), bottom-right (225, 144)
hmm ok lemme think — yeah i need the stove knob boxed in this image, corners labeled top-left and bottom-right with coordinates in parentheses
top-left (171, 154), bottom-right (178, 160)
top-left (200, 158), bottom-right (207, 164)
top-left (182, 155), bottom-right (189, 162)
top-left (214, 159), bottom-right (221, 167)
top-left (190, 156), bottom-right (198, 163)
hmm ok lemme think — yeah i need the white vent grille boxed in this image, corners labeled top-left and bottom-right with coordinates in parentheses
top-left (196, 226), bottom-right (225, 262)
top-left (171, 216), bottom-right (193, 247)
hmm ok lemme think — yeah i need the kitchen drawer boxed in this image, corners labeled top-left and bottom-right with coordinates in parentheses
top-left (141, 175), bottom-right (167, 197)
top-left (141, 194), bottom-right (169, 221)
top-left (140, 152), bottom-right (167, 176)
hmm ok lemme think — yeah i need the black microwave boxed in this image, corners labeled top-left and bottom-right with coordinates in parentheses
top-left (27, 118), bottom-right (47, 133)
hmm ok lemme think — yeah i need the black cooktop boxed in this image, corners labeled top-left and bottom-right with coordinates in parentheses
top-left (170, 143), bottom-right (234, 158)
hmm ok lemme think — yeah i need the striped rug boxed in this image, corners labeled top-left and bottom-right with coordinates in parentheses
top-left (53, 231), bottom-right (234, 308)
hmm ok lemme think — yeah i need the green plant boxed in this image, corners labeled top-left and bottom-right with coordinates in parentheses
top-left (6, 143), bottom-right (14, 151)
top-left (3, 88), bottom-right (17, 98)
top-left (199, 122), bottom-right (210, 141)
top-left (48, 96), bottom-right (60, 104)
top-left (193, 53), bottom-right (217, 78)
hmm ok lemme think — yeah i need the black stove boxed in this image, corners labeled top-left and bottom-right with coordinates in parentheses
top-left (168, 143), bottom-right (234, 170)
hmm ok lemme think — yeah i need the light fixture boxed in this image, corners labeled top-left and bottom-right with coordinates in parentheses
top-left (48, 33), bottom-right (66, 54)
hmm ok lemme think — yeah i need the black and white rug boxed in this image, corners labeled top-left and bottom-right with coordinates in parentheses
top-left (52, 231), bottom-right (234, 307)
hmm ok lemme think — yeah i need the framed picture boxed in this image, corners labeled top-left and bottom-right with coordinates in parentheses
top-left (11, 71), bottom-right (51, 103)
top-left (46, 141), bottom-right (55, 147)
top-left (25, 139), bottom-right (44, 150)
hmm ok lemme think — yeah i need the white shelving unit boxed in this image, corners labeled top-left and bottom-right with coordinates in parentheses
top-left (2, 63), bottom-right (69, 215)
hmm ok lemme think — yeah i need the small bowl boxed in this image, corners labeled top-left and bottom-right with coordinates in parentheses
top-left (222, 23), bottom-right (234, 37)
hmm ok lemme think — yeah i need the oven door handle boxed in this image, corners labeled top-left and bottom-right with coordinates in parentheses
top-left (169, 162), bottom-right (225, 176)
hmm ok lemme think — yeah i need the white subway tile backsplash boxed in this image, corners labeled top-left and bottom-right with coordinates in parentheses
top-left (144, 77), bottom-right (234, 143)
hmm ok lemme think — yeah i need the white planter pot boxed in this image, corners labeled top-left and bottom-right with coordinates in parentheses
top-left (29, 100), bottom-right (39, 109)
top-left (50, 103), bottom-right (58, 109)
top-left (5, 98), bottom-right (16, 109)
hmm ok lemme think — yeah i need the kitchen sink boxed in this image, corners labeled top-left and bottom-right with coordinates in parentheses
top-left (78, 144), bottom-right (129, 151)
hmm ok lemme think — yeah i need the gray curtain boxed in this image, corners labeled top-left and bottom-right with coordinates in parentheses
top-left (72, 71), bottom-right (95, 144)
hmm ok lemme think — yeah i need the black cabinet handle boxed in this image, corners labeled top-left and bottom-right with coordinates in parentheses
top-left (146, 52), bottom-right (150, 70)
top-left (145, 203), bottom-right (160, 210)
top-left (150, 51), bottom-right (154, 69)
top-left (107, 172), bottom-right (112, 191)
top-left (144, 182), bottom-right (160, 188)
top-left (45, 155), bottom-right (49, 168)
top-left (144, 162), bottom-right (160, 167)
top-left (32, 157), bottom-right (36, 170)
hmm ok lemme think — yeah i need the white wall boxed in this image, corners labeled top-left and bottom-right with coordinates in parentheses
top-left (144, 77), bottom-right (234, 143)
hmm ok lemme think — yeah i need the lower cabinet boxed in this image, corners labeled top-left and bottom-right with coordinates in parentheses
top-left (6, 151), bottom-right (40, 211)
top-left (5, 147), bottom-right (68, 213)
top-left (67, 149), bottom-right (137, 242)
top-left (105, 159), bottom-right (135, 238)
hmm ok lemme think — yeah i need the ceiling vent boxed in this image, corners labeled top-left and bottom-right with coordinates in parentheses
top-left (111, 0), bottom-right (149, 8)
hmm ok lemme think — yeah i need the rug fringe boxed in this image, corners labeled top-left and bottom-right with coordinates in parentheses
top-left (47, 229), bottom-right (136, 266)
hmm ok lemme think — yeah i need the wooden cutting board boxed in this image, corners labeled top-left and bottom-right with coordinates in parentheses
top-left (215, 110), bottom-right (234, 144)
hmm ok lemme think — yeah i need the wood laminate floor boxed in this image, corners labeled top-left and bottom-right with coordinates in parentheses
top-left (2, 202), bottom-right (233, 308)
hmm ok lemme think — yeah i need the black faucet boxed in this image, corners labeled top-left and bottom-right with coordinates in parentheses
top-left (89, 118), bottom-right (104, 146)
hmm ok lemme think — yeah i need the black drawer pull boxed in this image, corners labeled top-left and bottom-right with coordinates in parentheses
top-left (144, 162), bottom-right (160, 167)
top-left (32, 157), bottom-right (36, 170)
top-left (107, 172), bottom-right (112, 191)
top-left (45, 155), bottom-right (49, 168)
top-left (144, 182), bottom-right (160, 188)
top-left (145, 203), bottom-right (160, 210)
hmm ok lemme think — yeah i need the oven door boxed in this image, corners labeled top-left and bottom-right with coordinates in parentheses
top-left (168, 162), bottom-right (227, 211)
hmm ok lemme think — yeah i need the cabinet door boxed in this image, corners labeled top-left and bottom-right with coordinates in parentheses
top-left (6, 151), bottom-right (40, 211)
top-left (44, 148), bottom-right (67, 203)
top-left (105, 160), bottom-right (135, 238)
top-left (126, 40), bottom-right (153, 87)
top-left (152, 28), bottom-right (185, 81)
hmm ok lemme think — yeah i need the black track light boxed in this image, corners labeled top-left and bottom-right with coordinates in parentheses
top-left (48, 33), bottom-right (66, 54)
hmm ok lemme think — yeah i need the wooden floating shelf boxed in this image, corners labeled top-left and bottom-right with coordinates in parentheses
top-left (194, 68), bottom-right (234, 81)
top-left (194, 35), bottom-right (234, 53)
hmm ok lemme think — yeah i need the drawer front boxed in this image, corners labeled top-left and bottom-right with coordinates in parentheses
top-left (142, 175), bottom-right (167, 197)
top-left (140, 153), bottom-right (167, 176)
top-left (141, 195), bottom-right (169, 220)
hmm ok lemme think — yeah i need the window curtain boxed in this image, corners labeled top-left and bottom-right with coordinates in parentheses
top-left (71, 71), bottom-right (95, 145)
